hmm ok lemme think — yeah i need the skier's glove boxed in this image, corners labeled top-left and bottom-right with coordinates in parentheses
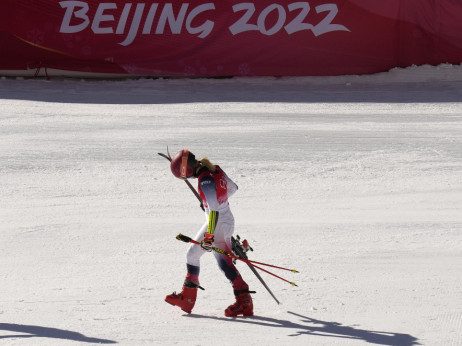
top-left (201, 233), bottom-right (214, 252)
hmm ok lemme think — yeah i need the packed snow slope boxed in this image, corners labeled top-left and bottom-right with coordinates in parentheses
top-left (1, 64), bottom-right (462, 346)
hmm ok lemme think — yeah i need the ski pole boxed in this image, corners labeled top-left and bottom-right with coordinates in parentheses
top-left (246, 262), bottom-right (298, 287)
top-left (240, 258), bottom-right (298, 273)
top-left (176, 234), bottom-right (298, 287)
top-left (232, 249), bottom-right (299, 273)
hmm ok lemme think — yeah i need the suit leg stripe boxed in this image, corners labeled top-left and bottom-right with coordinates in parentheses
top-left (208, 211), bottom-right (218, 234)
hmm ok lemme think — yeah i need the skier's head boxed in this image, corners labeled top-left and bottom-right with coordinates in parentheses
top-left (170, 149), bottom-right (197, 179)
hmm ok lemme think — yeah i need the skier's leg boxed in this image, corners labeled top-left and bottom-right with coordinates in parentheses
top-left (185, 222), bottom-right (208, 286)
top-left (212, 212), bottom-right (253, 316)
top-left (165, 222), bottom-right (207, 313)
top-left (213, 220), bottom-right (249, 294)
top-left (185, 223), bottom-right (208, 286)
top-left (213, 222), bottom-right (253, 316)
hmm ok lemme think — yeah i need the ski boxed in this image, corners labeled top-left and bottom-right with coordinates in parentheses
top-left (232, 235), bottom-right (281, 304)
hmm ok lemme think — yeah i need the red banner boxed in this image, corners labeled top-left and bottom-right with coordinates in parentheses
top-left (1, 0), bottom-right (462, 76)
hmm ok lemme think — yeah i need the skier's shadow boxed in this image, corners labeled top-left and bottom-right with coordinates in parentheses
top-left (0, 323), bottom-right (116, 343)
top-left (189, 311), bottom-right (419, 346)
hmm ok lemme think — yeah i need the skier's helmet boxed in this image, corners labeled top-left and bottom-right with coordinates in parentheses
top-left (170, 149), bottom-right (196, 179)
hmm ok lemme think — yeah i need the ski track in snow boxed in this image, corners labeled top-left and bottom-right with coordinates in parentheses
top-left (1, 64), bottom-right (462, 345)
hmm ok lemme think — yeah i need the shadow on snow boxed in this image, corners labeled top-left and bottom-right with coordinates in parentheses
top-left (0, 323), bottom-right (117, 344)
top-left (189, 311), bottom-right (419, 346)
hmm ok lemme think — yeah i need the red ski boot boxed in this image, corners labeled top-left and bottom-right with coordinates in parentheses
top-left (165, 285), bottom-right (197, 314)
top-left (224, 292), bottom-right (253, 317)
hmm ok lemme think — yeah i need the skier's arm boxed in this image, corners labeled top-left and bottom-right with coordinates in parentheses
top-left (199, 176), bottom-right (220, 216)
top-left (201, 210), bottom-right (218, 252)
top-left (199, 176), bottom-right (219, 251)
top-left (206, 210), bottom-right (218, 235)
top-left (222, 169), bottom-right (238, 198)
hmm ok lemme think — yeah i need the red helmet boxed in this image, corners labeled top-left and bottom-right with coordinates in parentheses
top-left (170, 149), bottom-right (196, 179)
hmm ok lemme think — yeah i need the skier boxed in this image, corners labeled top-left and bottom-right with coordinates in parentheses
top-left (165, 149), bottom-right (253, 317)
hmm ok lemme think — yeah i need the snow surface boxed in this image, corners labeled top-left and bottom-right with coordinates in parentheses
top-left (1, 64), bottom-right (462, 346)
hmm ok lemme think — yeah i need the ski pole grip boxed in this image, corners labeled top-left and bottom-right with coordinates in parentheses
top-left (176, 234), bottom-right (192, 243)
